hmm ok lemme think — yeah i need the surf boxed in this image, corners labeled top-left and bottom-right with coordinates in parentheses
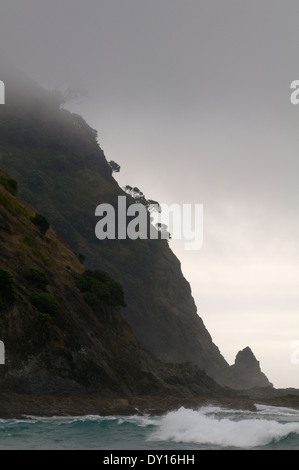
top-left (149, 405), bottom-right (299, 449)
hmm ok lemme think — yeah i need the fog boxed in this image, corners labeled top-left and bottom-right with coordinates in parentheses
top-left (1, 0), bottom-right (299, 387)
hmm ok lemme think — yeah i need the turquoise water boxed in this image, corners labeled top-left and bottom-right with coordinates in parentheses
top-left (1, 404), bottom-right (299, 450)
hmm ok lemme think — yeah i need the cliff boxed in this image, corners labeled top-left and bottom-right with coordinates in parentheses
top-left (0, 163), bottom-right (224, 400)
top-left (0, 69), bottom-right (272, 390)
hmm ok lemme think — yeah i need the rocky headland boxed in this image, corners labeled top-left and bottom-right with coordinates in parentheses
top-left (0, 70), bottom-right (297, 418)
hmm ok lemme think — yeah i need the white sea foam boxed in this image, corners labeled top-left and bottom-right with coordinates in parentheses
top-left (255, 404), bottom-right (299, 417)
top-left (149, 406), bottom-right (299, 448)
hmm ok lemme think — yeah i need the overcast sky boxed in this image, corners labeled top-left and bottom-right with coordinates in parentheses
top-left (1, 0), bottom-right (299, 387)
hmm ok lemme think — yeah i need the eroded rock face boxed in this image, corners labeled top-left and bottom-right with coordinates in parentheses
top-left (222, 347), bottom-right (273, 390)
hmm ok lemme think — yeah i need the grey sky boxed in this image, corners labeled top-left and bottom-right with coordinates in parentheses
top-left (1, 0), bottom-right (299, 387)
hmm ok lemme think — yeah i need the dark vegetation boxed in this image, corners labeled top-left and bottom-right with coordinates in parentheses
top-left (30, 213), bottom-right (50, 235)
top-left (0, 266), bottom-right (17, 307)
top-left (26, 268), bottom-right (49, 290)
top-left (108, 160), bottom-right (120, 173)
top-left (30, 292), bottom-right (61, 317)
top-left (0, 175), bottom-right (18, 196)
top-left (76, 269), bottom-right (127, 309)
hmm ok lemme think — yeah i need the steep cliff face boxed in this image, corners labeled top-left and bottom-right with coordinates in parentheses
top-left (0, 164), bottom-right (223, 398)
top-left (0, 71), bottom-right (271, 389)
top-left (0, 71), bottom-right (229, 382)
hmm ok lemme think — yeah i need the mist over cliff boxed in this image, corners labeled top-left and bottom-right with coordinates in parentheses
top-left (0, 69), bottom-right (272, 391)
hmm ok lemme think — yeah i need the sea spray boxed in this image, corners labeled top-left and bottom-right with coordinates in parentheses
top-left (149, 406), bottom-right (299, 448)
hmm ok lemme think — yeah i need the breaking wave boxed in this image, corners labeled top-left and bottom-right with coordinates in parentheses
top-left (149, 405), bottom-right (299, 449)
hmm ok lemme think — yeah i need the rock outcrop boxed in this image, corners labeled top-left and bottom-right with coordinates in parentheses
top-left (223, 347), bottom-right (273, 390)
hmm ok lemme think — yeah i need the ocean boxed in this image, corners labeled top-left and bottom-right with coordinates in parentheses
top-left (1, 404), bottom-right (299, 451)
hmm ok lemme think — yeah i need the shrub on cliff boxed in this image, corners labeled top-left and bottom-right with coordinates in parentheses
top-left (27, 268), bottom-right (49, 291)
top-left (0, 175), bottom-right (18, 195)
top-left (108, 160), bottom-right (120, 173)
top-left (0, 266), bottom-right (17, 306)
top-left (76, 269), bottom-right (126, 308)
top-left (31, 213), bottom-right (50, 235)
top-left (30, 293), bottom-right (60, 316)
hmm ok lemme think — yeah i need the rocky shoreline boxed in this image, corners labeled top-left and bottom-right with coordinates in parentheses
top-left (0, 393), bottom-right (255, 418)
top-left (1, 390), bottom-right (299, 419)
